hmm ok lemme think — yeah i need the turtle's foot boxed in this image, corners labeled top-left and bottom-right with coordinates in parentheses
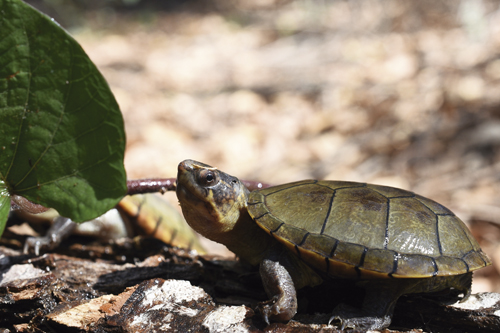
top-left (258, 255), bottom-right (298, 324)
top-left (23, 217), bottom-right (75, 255)
top-left (328, 304), bottom-right (391, 331)
top-left (258, 295), bottom-right (297, 324)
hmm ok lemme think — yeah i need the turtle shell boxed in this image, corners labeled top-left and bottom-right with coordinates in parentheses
top-left (247, 180), bottom-right (490, 279)
top-left (118, 194), bottom-right (206, 254)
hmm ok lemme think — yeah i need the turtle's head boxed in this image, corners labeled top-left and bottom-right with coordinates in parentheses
top-left (176, 160), bottom-right (250, 242)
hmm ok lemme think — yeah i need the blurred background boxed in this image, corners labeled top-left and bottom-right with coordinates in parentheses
top-left (26, 0), bottom-right (500, 292)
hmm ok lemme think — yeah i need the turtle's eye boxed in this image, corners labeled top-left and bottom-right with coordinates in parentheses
top-left (198, 169), bottom-right (218, 186)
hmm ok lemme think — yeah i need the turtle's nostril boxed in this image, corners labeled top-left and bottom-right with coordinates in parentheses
top-left (178, 160), bottom-right (194, 172)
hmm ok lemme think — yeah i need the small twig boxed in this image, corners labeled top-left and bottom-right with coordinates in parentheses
top-left (10, 195), bottom-right (49, 214)
top-left (468, 204), bottom-right (500, 227)
top-left (9, 179), bottom-right (272, 215)
top-left (126, 178), bottom-right (271, 195)
top-left (126, 178), bottom-right (177, 195)
top-left (241, 180), bottom-right (271, 191)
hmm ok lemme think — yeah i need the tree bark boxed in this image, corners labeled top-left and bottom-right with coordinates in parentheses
top-left (1, 235), bottom-right (499, 333)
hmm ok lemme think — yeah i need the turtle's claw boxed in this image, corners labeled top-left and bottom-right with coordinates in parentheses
top-left (258, 295), bottom-right (296, 324)
top-left (24, 233), bottom-right (58, 256)
top-left (23, 217), bottom-right (76, 255)
top-left (328, 304), bottom-right (391, 331)
top-left (259, 303), bottom-right (271, 325)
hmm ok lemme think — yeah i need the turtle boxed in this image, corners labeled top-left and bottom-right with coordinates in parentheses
top-left (19, 193), bottom-right (205, 255)
top-left (176, 159), bottom-right (491, 330)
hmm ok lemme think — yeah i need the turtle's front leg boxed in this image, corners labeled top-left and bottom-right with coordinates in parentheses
top-left (258, 257), bottom-right (298, 323)
top-left (257, 247), bottom-right (323, 323)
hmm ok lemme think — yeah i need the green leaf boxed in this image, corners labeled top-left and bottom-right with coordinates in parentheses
top-left (0, 181), bottom-right (9, 236)
top-left (0, 0), bottom-right (127, 226)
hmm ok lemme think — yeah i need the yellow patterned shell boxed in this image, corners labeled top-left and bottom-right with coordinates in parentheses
top-left (118, 194), bottom-right (206, 254)
top-left (247, 180), bottom-right (490, 279)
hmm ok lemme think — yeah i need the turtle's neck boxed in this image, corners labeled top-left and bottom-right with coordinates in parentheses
top-left (215, 208), bottom-right (276, 266)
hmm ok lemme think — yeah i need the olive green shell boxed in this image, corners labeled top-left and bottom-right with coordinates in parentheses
top-left (247, 180), bottom-right (490, 279)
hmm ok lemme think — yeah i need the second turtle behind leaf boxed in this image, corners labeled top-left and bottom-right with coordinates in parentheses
top-left (175, 159), bottom-right (490, 330)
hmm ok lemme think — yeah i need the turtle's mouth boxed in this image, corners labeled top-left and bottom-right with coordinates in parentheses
top-left (177, 160), bottom-right (218, 217)
top-left (176, 179), bottom-right (205, 207)
top-left (177, 161), bottom-right (207, 203)
top-left (176, 181), bottom-right (217, 224)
